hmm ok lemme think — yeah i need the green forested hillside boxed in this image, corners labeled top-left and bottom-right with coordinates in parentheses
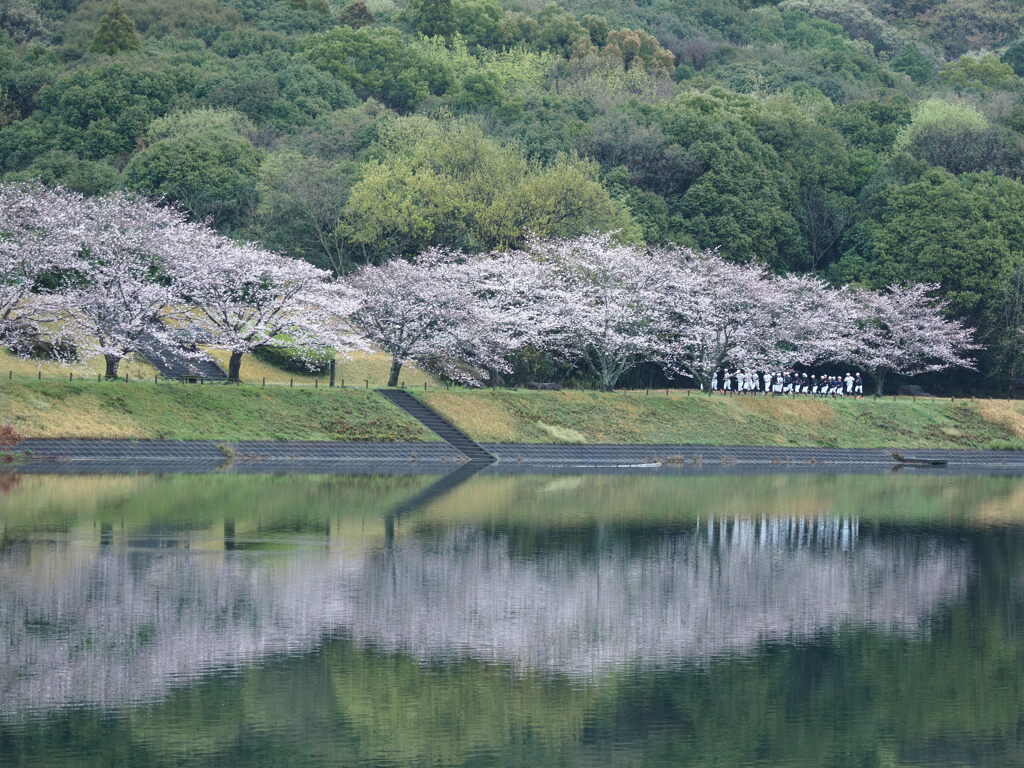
top-left (3, 0), bottom-right (1024, 389)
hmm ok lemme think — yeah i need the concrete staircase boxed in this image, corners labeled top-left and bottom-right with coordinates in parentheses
top-left (376, 389), bottom-right (496, 464)
top-left (137, 332), bottom-right (228, 381)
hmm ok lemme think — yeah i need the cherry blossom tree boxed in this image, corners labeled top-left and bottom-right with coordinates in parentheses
top-left (347, 251), bottom-right (519, 387)
top-left (653, 249), bottom-right (782, 388)
top-left (845, 283), bottom-right (977, 395)
top-left (458, 249), bottom-right (574, 383)
top-left (36, 192), bottom-right (199, 378)
top-left (168, 234), bottom-right (362, 380)
top-left (763, 273), bottom-right (859, 370)
top-left (521, 234), bottom-right (666, 391)
top-left (0, 182), bottom-right (89, 350)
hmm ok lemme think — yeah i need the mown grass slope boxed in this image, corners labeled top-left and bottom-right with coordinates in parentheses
top-left (418, 389), bottom-right (1024, 450)
top-left (0, 380), bottom-right (437, 441)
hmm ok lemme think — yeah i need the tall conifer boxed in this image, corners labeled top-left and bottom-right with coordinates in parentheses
top-left (89, 1), bottom-right (142, 55)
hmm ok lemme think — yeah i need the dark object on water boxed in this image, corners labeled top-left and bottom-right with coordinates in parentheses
top-left (898, 385), bottom-right (934, 397)
top-left (891, 452), bottom-right (947, 467)
top-left (527, 382), bottom-right (562, 391)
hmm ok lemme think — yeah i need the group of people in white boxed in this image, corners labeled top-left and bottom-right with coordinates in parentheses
top-left (711, 370), bottom-right (865, 398)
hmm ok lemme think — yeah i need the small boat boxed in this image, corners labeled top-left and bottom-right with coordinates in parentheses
top-left (891, 452), bottom-right (947, 467)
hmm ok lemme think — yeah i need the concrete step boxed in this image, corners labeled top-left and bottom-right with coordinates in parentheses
top-left (376, 388), bottom-right (496, 464)
top-left (137, 331), bottom-right (228, 381)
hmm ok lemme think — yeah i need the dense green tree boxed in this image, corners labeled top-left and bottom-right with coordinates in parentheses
top-left (1003, 40), bottom-right (1024, 77)
top-left (833, 170), bottom-right (1024, 368)
top-left (256, 150), bottom-right (358, 270)
top-left (823, 97), bottom-right (912, 153)
top-left (928, 0), bottom-right (1024, 57)
top-left (298, 27), bottom-right (454, 111)
top-left (9, 60), bottom-right (189, 163)
top-left (6, 148), bottom-right (120, 194)
top-left (0, 0), bottom-right (53, 44)
top-left (88, 1), bottom-right (142, 55)
top-left (894, 99), bottom-right (1024, 177)
top-left (889, 43), bottom-right (937, 84)
top-left (125, 108), bottom-right (262, 229)
top-left (452, 0), bottom-right (502, 48)
top-left (648, 91), bottom-right (807, 269)
top-left (405, 0), bottom-right (456, 38)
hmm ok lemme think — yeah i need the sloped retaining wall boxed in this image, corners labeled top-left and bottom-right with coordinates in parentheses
top-left (480, 443), bottom-right (1024, 468)
top-left (11, 439), bottom-right (463, 473)
top-left (10, 439), bottom-right (1024, 471)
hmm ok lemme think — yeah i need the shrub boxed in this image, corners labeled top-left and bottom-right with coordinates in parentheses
top-left (252, 341), bottom-right (333, 374)
top-left (0, 425), bottom-right (25, 449)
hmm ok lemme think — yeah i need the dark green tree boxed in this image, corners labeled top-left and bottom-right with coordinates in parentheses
top-left (1002, 40), bottom-right (1024, 77)
top-left (337, 0), bottom-right (374, 29)
top-left (88, 1), bottom-right (142, 55)
top-left (406, 0), bottom-right (455, 38)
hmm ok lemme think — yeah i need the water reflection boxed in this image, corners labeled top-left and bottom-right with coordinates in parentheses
top-left (1, 470), bottom-right (1024, 767)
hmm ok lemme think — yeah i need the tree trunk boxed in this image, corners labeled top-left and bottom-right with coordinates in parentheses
top-left (874, 368), bottom-right (887, 396)
top-left (228, 350), bottom-right (243, 381)
top-left (104, 355), bottom-right (121, 379)
top-left (388, 359), bottom-right (402, 387)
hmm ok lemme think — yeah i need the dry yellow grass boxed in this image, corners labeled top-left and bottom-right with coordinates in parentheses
top-left (1, 389), bottom-right (148, 438)
top-left (423, 391), bottom-right (524, 441)
top-left (205, 348), bottom-right (319, 385)
top-left (725, 396), bottom-right (838, 429)
top-left (975, 399), bottom-right (1024, 439)
top-left (0, 348), bottom-right (157, 381)
top-left (336, 350), bottom-right (438, 388)
top-left (205, 348), bottom-right (438, 387)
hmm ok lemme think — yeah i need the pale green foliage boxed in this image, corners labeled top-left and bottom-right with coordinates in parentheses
top-left (339, 118), bottom-right (636, 260)
top-left (779, 0), bottom-right (892, 47)
top-left (894, 99), bottom-right (988, 152)
top-left (941, 54), bottom-right (1017, 91)
top-left (145, 108), bottom-right (257, 143)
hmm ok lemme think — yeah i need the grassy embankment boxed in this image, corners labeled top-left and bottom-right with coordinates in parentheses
top-left (5, 343), bottom-right (1024, 448)
top-left (418, 389), bottom-right (1024, 450)
top-left (0, 348), bottom-right (440, 441)
top-left (0, 380), bottom-right (437, 441)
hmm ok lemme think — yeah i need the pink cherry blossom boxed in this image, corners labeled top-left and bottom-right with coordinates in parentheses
top-left (168, 233), bottom-right (362, 380)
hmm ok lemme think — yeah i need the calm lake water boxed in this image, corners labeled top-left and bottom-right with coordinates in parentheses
top-left (2, 468), bottom-right (1024, 767)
